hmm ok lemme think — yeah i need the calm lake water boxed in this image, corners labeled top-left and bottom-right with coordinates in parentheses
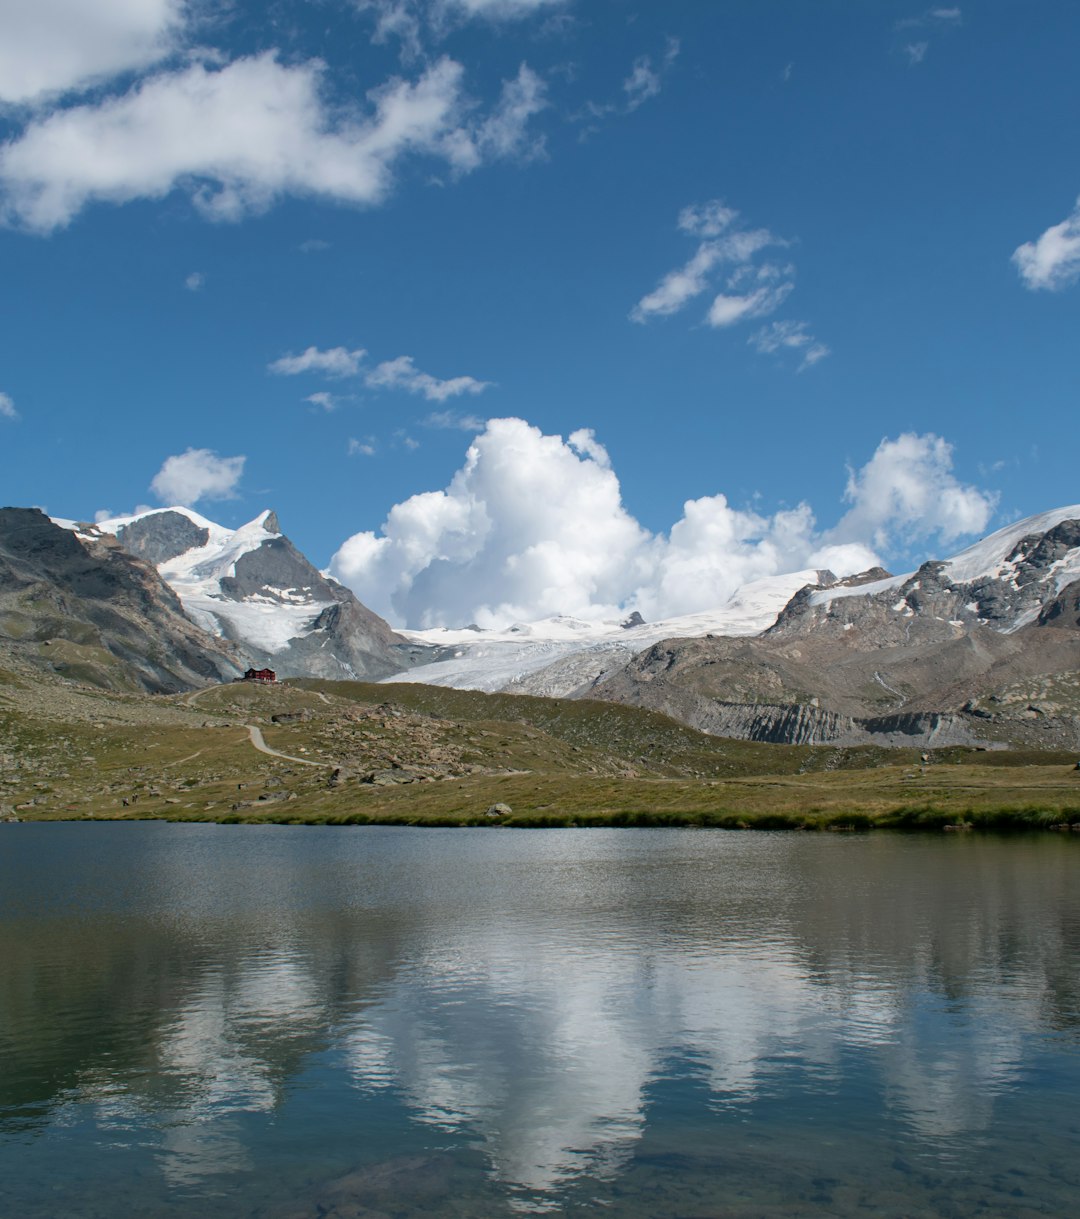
top-left (1, 825), bottom-right (1078, 1218)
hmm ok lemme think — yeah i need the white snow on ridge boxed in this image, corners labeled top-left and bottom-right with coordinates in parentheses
top-left (940, 502), bottom-right (1080, 590)
top-left (810, 574), bottom-right (904, 607)
top-left (384, 568), bottom-right (828, 694)
top-left (810, 504), bottom-right (1080, 612)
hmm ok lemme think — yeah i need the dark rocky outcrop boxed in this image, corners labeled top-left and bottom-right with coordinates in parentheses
top-left (0, 508), bottom-right (241, 693)
top-left (113, 511), bottom-right (210, 566)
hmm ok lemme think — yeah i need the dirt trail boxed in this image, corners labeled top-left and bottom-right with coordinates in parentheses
top-left (246, 725), bottom-right (323, 768)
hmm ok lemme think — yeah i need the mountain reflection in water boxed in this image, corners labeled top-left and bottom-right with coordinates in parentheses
top-left (1, 825), bottom-right (1077, 1217)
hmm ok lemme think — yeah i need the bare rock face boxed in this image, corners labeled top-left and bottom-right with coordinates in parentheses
top-left (0, 507), bottom-right (241, 693)
top-left (113, 511), bottom-right (210, 565)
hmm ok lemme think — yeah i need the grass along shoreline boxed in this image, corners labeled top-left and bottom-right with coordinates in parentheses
top-left (3, 676), bottom-right (1080, 834)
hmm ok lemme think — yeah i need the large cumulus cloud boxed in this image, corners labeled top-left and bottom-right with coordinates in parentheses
top-left (330, 418), bottom-right (996, 628)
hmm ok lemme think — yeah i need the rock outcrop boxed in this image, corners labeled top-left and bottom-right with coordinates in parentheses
top-left (0, 507), bottom-right (241, 693)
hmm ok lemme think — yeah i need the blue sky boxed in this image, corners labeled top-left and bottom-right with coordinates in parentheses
top-left (2, 1), bottom-right (1079, 626)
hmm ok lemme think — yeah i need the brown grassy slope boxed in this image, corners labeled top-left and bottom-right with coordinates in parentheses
top-left (2, 675), bottom-right (1079, 829)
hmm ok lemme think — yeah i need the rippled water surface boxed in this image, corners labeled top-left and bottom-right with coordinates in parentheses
top-left (1, 824), bottom-right (1078, 1217)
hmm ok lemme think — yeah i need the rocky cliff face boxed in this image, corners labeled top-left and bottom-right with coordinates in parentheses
top-left (0, 508), bottom-right (242, 693)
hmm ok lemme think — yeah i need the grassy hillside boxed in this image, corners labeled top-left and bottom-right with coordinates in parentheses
top-left (2, 669), bottom-right (1080, 831)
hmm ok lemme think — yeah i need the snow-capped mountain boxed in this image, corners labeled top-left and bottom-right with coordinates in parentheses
top-left (71, 507), bottom-right (415, 681)
top-left (593, 505), bottom-right (1080, 749)
top-left (772, 504), bottom-right (1080, 639)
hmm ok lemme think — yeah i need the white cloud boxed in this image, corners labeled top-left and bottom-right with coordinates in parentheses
top-left (623, 39), bottom-right (678, 112)
top-left (360, 0), bottom-right (567, 59)
top-left (894, 8), bottom-right (960, 63)
top-left (348, 437), bottom-right (377, 457)
top-left (0, 52), bottom-right (547, 232)
top-left (634, 202), bottom-right (824, 362)
top-left (0, 0), bottom-right (183, 105)
top-left (0, 391), bottom-right (18, 420)
top-left (305, 391), bottom-right (341, 411)
top-left (442, 0), bottom-right (567, 19)
top-left (184, 270), bottom-right (204, 291)
top-left (706, 282), bottom-right (793, 328)
top-left (150, 447), bottom-right (245, 505)
top-left (269, 346), bottom-right (367, 378)
top-left (632, 201), bottom-right (795, 333)
top-left (471, 64), bottom-right (548, 162)
top-left (329, 418), bottom-right (995, 628)
top-left (365, 355), bottom-right (493, 401)
top-left (828, 433), bottom-right (997, 553)
top-left (298, 238), bottom-right (330, 253)
top-left (269, 343), bottom-right (491, 400)
top-left (678, 201), bottom-right (737, 238)
top-left (424, 410), bottom-right (487, 430)
top-left (897, 6), bottom-right (962, 29)
top-left (1012, 198), bottom-right (1080, 291)
top-left (750, 319), bottom-right (830, 370)
top-left (630, 241), bottom-right (727, 321)
top-left (575, 37), bottom-right (679, 136)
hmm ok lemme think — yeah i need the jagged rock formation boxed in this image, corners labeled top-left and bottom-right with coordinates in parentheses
top-left (0, 507), bottom-right (241, 693)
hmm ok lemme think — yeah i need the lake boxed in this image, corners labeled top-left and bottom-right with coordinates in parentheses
top-left (1, 824), bottom-right (1078, 1217)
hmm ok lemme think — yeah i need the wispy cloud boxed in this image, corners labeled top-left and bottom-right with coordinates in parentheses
top-left (269, 347), bottom-right (367, 378)
top-left (0, 391), bottom-right (18, 421)
top-left (631, 200), bottom-right (824, 366)
top-left (298, 238), bottom-right (330, 253)
top-left (305, 391), bottom-right (343, 412)
top-left (576, 37), bottom-right (679, 135)
top-left (366, 356), bottom-right (492, 401)
top-left (623, 37), bottom-right (680, 112)
top-left (424, 409), bottom-right (487, 430)
top-left (896, 7), bottom-right (962, 30)
top-left (184, 270), bottom-right (205, 291)
top-left (749, 320), bottom-right (830, 371)
top-left (269, 344), bottom-right (493, 401)
top-left (348, 437), bottom-right (377, 457)
top-left (1013, 197), bottom-right (1080, 291)
top-left (894, 6), bottom-right (962, 64)
top-left (359, 0), bottom-right (568, 61)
